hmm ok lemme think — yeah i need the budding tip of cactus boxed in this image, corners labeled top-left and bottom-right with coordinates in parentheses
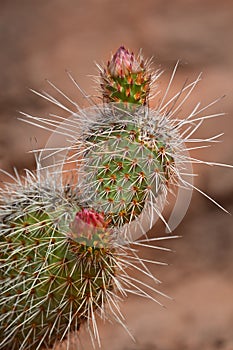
top-left (100, 45), bottom-right (151, 105)
top-left (108, 46), bottom-right (142, 77)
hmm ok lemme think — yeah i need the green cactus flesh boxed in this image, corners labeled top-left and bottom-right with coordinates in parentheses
top-left (84, 120), bottom-right (174, 226)
top-left (102, 73), bottom-right (150, 105)
top-left (0, 208), bottom-right (116, 350)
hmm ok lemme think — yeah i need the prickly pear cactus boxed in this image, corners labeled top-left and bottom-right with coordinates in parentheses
top-left (0, 46), bottom-right (175, 350)
top-left (1, 45), bottom-right (230, 350)
top-left (0, 175), bottom-right (118, 350)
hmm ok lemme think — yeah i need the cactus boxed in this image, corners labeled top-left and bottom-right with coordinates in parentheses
top-left (1, 46), bottom-right (231, 350)
top-left (0, 172), bottom-right (122, 350)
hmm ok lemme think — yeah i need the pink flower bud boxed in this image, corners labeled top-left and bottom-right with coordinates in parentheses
top-left (107, 46), bottom-right (143, 78)
top-left (75, 208), bottom-right (105, 228)
top-left (69, 208), bottom-right (107, 242)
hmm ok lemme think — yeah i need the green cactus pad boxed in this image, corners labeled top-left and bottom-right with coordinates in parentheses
top-left (83, 112), bottom-right (174, 226)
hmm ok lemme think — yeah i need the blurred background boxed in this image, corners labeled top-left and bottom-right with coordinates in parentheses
top-left (0, 1), bottom-right (233, 349)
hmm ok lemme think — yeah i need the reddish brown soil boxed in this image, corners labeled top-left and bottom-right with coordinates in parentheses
top-left (0, 1), bottom-right (233, 349)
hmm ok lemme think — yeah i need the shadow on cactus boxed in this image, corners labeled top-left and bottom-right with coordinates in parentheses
top-left (0, 46), bottom-right (232, 350)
